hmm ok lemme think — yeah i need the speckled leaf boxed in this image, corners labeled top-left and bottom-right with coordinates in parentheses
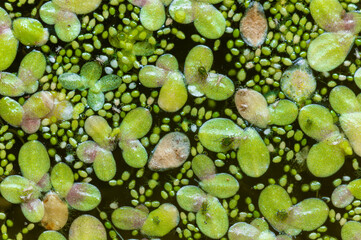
top-left (80, 61), bottom-right (102, 88)
top-left (158, 71), bottom-right (188, 112)
top-left (120, 139), bottom-right (148, 168)
top-left (276, 235), bottom-right (292, 240)
top-left (355, 68), bottom-right (361, 90)
top-left (13, 18), bottom-right (48, 46)
top-left (38, 231), bottom-right (66, 240)
top-left (192, 154), bottom-right (216, 180)
top-left (21, 199), bottom-right (44, 223)
top-left (169, 0), bottom-right (194, 24)
top-left (93, 150), bottom-right (116, 181)
top-left (340, 112), bottom-right (361, 157)
top-left (37, 173), bottom-right (51, 192)
top-left (51, 163), bottom-right (74, 198)
top-left (0, 72), bottom-right (25, 96)
top-left (22, 91), bottom-right (54, 119)
top-left (198, 118), bottom-right (243, 152)
top-left (310, 0), bottom-right (344, 32)
top-left (84, 115), bottom-right (113, 149)
top-left (133, 42), bottom-right (155, 56)
top-left (330, 86), bottom-right (361, 114)
top-left (287, 198), bottom-right (329, 231)
top-left (53, 0), bottom-right (102, 14)
top-left (176, 185), bottom-right (206, 212)
top-left (42, 192), bottom-right (68, 230)
top-left (39, 2), bottom-right (59, 25)
top-left (280, 58), bottom-right (316, 103)
top-left (19, 140), bottom-right (50, 183)
top-left (332, 184), bottom-right (354, 208)
top-left (68, 215), bottom-right (107, 240)
top-left (228, 222), bottom-right (260, 240)
top-left (347, 179), bottom-right (361, 199)
top-left (156, 54), bottom-right (179, 71)
top-left (204, 73), bottom-right (235, 101)
top-left (18, 50), bottom-right (46, 93)
top-left (269, 100), bottom-right (298, 126)
top-left (66, 183), bottom-right (101, 211)
top-left (0, 7), bottom-right (11, 28)
top-left (193, 2), bottom-right (226, 39)
top-left (0, 97), bottom-right (23, 126)
top-left (251, 218), bottom-right (269, 232)
top-left (21, 118), bottom-right (41, 134)
top-left (96, 74), bottom-right (122, 92)
top-left (49, 99), bottom-right (73, 120)
top-left (0, 7), bottom-right (18, 71)
top-left (307, 141), bottom-right (345, 177)
top-left (298, 104), bottom-right (338, 142)
top-left (55, 11), bottom-right (81, 42)
top-left (237, 128), bottom-right (270, 178)
top-left (119, 107), bottom-right (152, 140)
top-left (240, 2), bottom-right (268, 47)
top-left (307, 32), bottom-right (355, 72)
top-left (235, 88), bottom-right (270, 128)
top-left (341, 221), bottom-right (361, 240)
top-left (200, 173), bottom-right (239, 198)
top-left (58, 73), bottom-right (85, 90)
top-left (140, 0), bottom-right (165, 31)
top-left (139, 65), bottom-right (167, 88)
top-left (196, 195), bottom-right (228, 239)
top-left (76, 141), bottom-right (103, 164)
top-left (184, 45), bottom-right (213, 85)
top-left (87, 89), bottom-right (105, 111)
top-left (112, 206), bottom-right (148, 230)
top-left (0, 175), bottom-right (39, 204)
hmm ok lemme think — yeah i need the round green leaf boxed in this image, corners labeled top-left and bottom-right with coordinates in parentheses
top-left (200, 173), bottom-right (239, 198)
top-left (330, 86), bottom-right (361, 114)
top-left (13, 17), bottom-right (49, 46)
top-left (22, 91), bottom-right (54, 119)
top-left (139, 65), bottom-right (167, 88)
top-left (38, 231), bottom-right (66, 240)
top-left (0, 72), bottom-right (25, 97)
top-left (66, 183), bottom-right (101, 211)
top-left (80, 61), bottom-right (102, 88)
top-left (269, 100), bottom-right (298, 126)
top-left (0, 8), bottom-right (18, 71)
top-left (0, 97), bottom-right (23, 126)
top-left (347, 179), bottom-right (361, 199)
top-left (310, 0), bottom-right (344, 32)
top-left (184, 45), bottom-right (213, 86)
top-left (87, 89), bottom-right (105, 111)
top-left (112, 206), bottom-right (148, 230)
top-left (58, 73), bottom-right (86, 90)
top-left (140, 0), bottom-right (166, 31)
top-left (51, 163), bottom-right (74, 198)
top-left (341, 221), bottom-right (361, 240)
top-left (0, 175), bottom-right (38, 204)
top-left (120, 139), bottom-right (148, 168)
top-left (69, 215), bottom-right (106, 240)
top-left (169, 0), bottom-right (194, 24)
top-left (192, 154), bottom-right (216, 180)
top-left (156, 54), bottom-right (179, 71)
top-left (176, 185), bottom-right (206, 212)
top-left (21, 199), bottom-right (44, 223)
top-left (93, 150), bottom-right (116, 181)
top-left (203, 73), bottom-right (234, 101)
top-left (119, 107), bottom-right (152, 140)
top-left (39, 1), bottom-right (59, 25)
top-left (228, 222), bottom-right (260, 240)
top-left (340, 112), bottom-right (361, 157)
top-left (53, 0), bottom-right (102, 14)
top-left (54, 11), bottom-right (81, 42)
top-left (84, 115), bottom-right (113, 150)
top-left (332, 184), bottom-right (354, 208)
top-left (95, 74), bottom-right (122, 92)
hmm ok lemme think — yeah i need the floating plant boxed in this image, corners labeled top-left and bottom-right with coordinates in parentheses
top-left (0, 7), bottom-right (18, 71)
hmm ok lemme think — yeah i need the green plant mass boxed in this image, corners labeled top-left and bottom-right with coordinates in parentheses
top-left (1, 0), bottom-right (361, 239)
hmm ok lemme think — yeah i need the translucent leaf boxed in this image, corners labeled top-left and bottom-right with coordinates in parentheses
top-left (240, 2), bottom-right (268, 47)
top-left (12, 18), bottom-right (49, 46)
top-left (184, 45), bottom-right (213, 85)
top-left (193, 2), bottom-right (226, 39)
top-left (158, 71), bottom-right (188, 112)
top-left (48, 99), bottom-right (73, 120)
top-left (250, 218), bottom-right (269, 232)
top-left (203, 73), bottom-right (235, 101)
top-left (68, 215), bottom-right (107, 240)
top-left (66, 183), bottom-right (101, 211)
top-left (39, 1), bottom-right (59, 25)
top-left (139, 65), bottom-right (167, 88)
top-left (19, 140), bottom-right (50, 183)
top-left (42, 192), bottom-right (68, 230)
top-left (347, 179), bottom-right (361, 199)
top-left (330, 86), bottom-right (361, 114)
top-left (0, 72), bottom-right (25, 97)
top-left (310, 0), bottom-right (344, 32)
top-left (93, 150), bottom-right (116, 181)
top-left (53, 0), bottom-right (102, 14)
top-left (0, 97), bottom-right (23, 126)
top-left (76, 141), bottom-right (103, 164)
top-left (80, 61), bottom-right (102, 88)
top-left (198, 118), bottom-right (243, 152)
top-left (200, 173), bottom-right (239, 198)
top-left (21, 199), bottom-right (44, 223)
top-left (307, 32), bottom-right (355, 72)
top-left (340, 112), bottom-right (361, 157)
top-left (51, 163), bottom-right (74, 198)
top-left (120, 139), bottom-right (148, 168)
top-left (176, 185), bottom-right (206, 212)
top-left (169, 0), bottom-right (194, 24)
top-left (84, 115), bottom-right (113, 150)
top-left (38, 231), bottom-right (66, 240)
top-left (268, 100), bottom-right (298, 126)
top-left (280, 58), bottom-right (316, 103)
top-left (22, 91), bottom-right (54, 119)
top-left (196, 195), bottom-right (228, 239)
top-left (95, 74), bottom-right (122, 92)
top-left (192, 154), bottom-right (216, 180)
top-left (54, 11), bottom-right (81, 42)
top-left (148, 132), bottom-right (190, 171)
top-left (140, 0), bottom-right (165, 31)
top-left (156, 54), bottom-right (179, 71)
top-left (341, 221), bottom-right (361, 240)
top-left (237, 128), bottom-right (270, 178)
top-left (0, 26), bottom-right (18, 71)
top-left (298, 104), bottom-right (338, 141)
top-left (258, 230), bottom-right (277, 240)
top-left (58, 73), bottom-right (86, 90)
top-left (18, 50), bottom-right (46, 93)
top-left (111, 206), bottom-right (148, 230)
top-left (235, 88), bottom-right (270, 128)
top-left (287, 198), bottom-right (329, 231)
top-left (228, 222), bottom-right (260, 240)
top-left (119, 107), bottom-right (152, 140)
top-left (331, 184), bottom-right (354, 208)
top-left (307, 141), bottom-right (345, 177)
top-left (87, 89), bottom-right (105, 111)
top-left (0, 175), bottom-right (36, 204)
top-left (141, 203), bottom-right (180, 237)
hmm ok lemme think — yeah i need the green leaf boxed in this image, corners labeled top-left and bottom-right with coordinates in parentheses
top-left (341, 221), bottom-right (361, 240)
top-left (119, 107), bottom-right (152, 140)
top-left (54, 12), bottom-right (81, 42)
top-left (51, 163), bottom-right (74, 198)
top-left (310, 0), bottom-right (344, 32)
top-left (12, 18), bottom-right (49, 46)
top-left (112, 206), bottom-right (148, 230)
top-left (66, 183), bottom-right (101, 211)
top-left (192, 154), bottom-right (216, 180)
top-left (53, 0), bottom-right (102, 14)
top-left (69, 215), bottom-right (107, 240)
top-left (269, 100), bottom-right (298, 126)
top-left (80, 61), bottom-right (102, 88)
top-left (347, 178), bottom-right (361, 199)
top-left (95, 74), bottom-right (122, 92)
top-left (0, 97), bottom-right (23, 126)
top-left (331, 184), bottom-right (354, 208)
top-left (76, 141), bottom-right (103, 164)
top-left (87, 89), bottom-right (105, 111)
top-left (120, 139), bottom-right (148, 168)
top-left (141, 203), bottom-right (180, 237)
top-left (38, 231), bottom-right (66, 240)
top-left (184, 45), bottom-right (213, 86)
top-left (58, 73), bottom-right (86, 90)
top-left (22, 91), bottom-right (54, 119)
top-left (340, 112), bottom-right (361, 157)
top-left (140, 0), bottom-right (166, 31)
top-left (228, 222), bottom-right (260, 240)
top-left (169, 0), bottom-right (194, 24)
top-left (93, 150), bottom-right (116, 181)
top-left (0, 7), bottom-right (18, 71)
top-left (0, 175), bottom-right (38, 204)
top-left (19, 140), bottom-right (50, 183)
top-left (0, 72), bottom-right (25, 97)
top-left (21, 199), bottom-right (45, 223)
top-left (203, 73), bottom-right (235, 101)
top-left (200, 173), bottom-right (239, 198)
top-left (156, 54), bottom-right (179, 71)
top-left (330, 86), bottom-right (361, 114)
top-left (176, 185), bottom-right (206, 212)
top-left (39, 2), bottom-right (59, 25)
top-left (84, 115), bottom-right (113, 150)
top-left (139, 65), bottom-right (167, 88)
